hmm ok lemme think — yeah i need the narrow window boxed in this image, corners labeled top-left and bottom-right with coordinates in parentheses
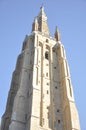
top-left (46, 83), bottom-right (49, 85)
top-left (47, 90), bottom-right (49, 94)
top-left (57, 109), bottom-right (60, 112)
top-left (46, 73), bottom-right (48, 77)
top-left (55, 86), bottom-right (57, 89)
top-left (45, 51), bottom-right (49, 60)
top-left (58, 120), bottom-right (60, 124)
top-left (46, 39), bottom-right (49, 43)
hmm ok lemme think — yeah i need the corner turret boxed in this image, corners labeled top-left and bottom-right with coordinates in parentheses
top-left (54, 26), bottom-right (61, 41)
top-left (32, 17), bottom-right (38, 31)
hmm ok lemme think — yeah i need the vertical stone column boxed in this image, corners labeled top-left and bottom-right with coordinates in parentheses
top-left (40, 43), bottom-right (45, 127)
top-left (57, 42), bottom-right (74, 100)
top-left (50, 46), bottom-right (55, 129)
top-left (57, 42), bottom-right (80, 130)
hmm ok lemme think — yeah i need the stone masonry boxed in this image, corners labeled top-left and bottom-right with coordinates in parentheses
top-left (1, 6), bottom-right (80, 130)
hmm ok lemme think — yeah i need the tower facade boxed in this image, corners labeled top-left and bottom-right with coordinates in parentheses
top-left (1, 7), bottom-right (80, 130)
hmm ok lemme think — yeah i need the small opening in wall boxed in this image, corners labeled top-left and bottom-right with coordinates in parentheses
top-left (46, 39), bottom-right (49, 43)
top-left (46, 73), bottom-right (48, 77)
top-left (47, 90), bottom-right (49, 94)
top-left (55, 86), bottom-right (57, 89)
top-left (57, 109), bottom-right (60, 112)
top-left (58, 120), bottom-right (60, 124)
top-left (54, 67), bottom-right (56, 69)
top-left (45, 51), bottom-right (49, 60)
top-left (46, 83), bottom-right (49, 85)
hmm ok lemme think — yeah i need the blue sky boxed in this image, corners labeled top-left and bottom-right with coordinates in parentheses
top-left (0, 0), bottom-right (86, 129)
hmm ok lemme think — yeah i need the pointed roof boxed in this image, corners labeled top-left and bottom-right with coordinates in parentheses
top-left (38, 6), bottom-right (47, 18)
top-left (55, 26), bottom-right (61, 41)
top-left (55, 26), bottom-right (59, 33)
top-left (36, 6), bottom-right (50, 35)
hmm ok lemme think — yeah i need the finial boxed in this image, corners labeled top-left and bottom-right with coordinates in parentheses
top-left (40, 4), bottom-right (44, 12)
top-left (56, 26), bottom-right (59, 32)
top-left (34, 17), bottom-right (38, 23)
top-left (32, 17), bottom-right (38, 32)
top-left (55, 26), bottom-right (61, 41)
top-left (40, 3), bottom-right (44, 9)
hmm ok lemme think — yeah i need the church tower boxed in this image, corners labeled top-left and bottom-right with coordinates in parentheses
top-left (1, 6), bottom-right (80, 130)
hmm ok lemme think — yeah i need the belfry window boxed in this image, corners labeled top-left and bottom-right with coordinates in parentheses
top-left (45, 51), bottom-right (49, 60)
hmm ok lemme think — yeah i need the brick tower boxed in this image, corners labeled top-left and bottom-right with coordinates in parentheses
top-left (1, 6), bottom-right (80, 130)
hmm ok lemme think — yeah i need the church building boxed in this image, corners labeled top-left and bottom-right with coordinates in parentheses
top-left (1, 6), bottom-right (80, 130)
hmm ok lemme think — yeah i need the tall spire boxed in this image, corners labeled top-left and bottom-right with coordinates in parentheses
top-left (32, 6), bottom-right (50, 35)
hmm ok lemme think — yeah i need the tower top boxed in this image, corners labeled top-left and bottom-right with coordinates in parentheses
top-left (32, 6), bottom-right (50, 35)
top-left (39, 6), bottom-right (46, 17)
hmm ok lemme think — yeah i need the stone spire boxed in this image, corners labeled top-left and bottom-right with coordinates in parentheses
top-left (32, 6), bottom-right (50, 35)
top-left (32, 17), bottom-right (38, 31)
top-left (55, 26), bottom-right (61, 41)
